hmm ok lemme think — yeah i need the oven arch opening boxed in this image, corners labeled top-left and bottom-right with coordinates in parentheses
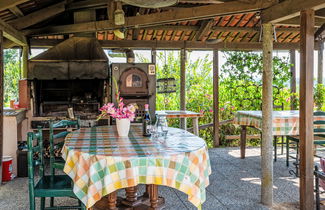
top-left (119, 67), bottom-right (149, 96)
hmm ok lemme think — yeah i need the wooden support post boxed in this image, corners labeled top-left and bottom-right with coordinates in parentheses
top-left (0, 30), bottom-right (3, 185)
top-left (213, 50), bottom-right (220, 147)
top-left (261, 23), bottom-right (273, 207)
top-left (299, 9), bottom-right (315, 210)
top-left (290, 49), bottom-right (297, 110)
top-left (22, 46), bottom-right (28, 79)
top-left (180, 49), bottom-right (186, 129)
top-left (318, 41), bottom-right (324, 84)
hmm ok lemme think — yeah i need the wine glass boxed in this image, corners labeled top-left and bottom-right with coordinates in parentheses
top-left (156, 114), bottom-right (168, 137)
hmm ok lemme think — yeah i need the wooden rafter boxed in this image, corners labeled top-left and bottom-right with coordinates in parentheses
top-left (0, 0), bottom-right (29, 11)
top-left (9, 1), bottom-right (67, 30)
top-left (0, 18), bottom-right (26, 46)
top-left (24, 0), bottom-right (277, 36)
top-left (261, 0), bottom-right (325, 23)
top-left (196, 19), bottom-right (215, 41)
top-left (9, 6), bottom-right (24, 17)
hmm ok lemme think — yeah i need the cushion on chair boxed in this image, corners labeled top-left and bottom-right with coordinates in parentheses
top-left (34, 175), bottom-right (75, 197)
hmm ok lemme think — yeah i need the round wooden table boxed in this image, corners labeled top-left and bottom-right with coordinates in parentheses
top-left (62, 125), bottom-right (211, 209)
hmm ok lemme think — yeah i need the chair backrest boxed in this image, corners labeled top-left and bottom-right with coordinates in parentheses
top-left (314, 111), bottom-right (325, 134)
top-left (49, 119), bottom-right (80, 175)
top-left (49, 119), bottom-right (80, 141)
top-left (52, 119), bottom-right (80, 130)
top-left (27, 127), bottom-right (44, 189)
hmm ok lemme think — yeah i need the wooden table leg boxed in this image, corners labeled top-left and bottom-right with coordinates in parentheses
top-left (149, 184), bottom-right (158, 210)
top-left (192, 117), bottom-right (199, 136)
top-left (107, 191), bottom-right (117, 210)
top-left (240, 125), bottom-right (247, 159)
top-left (143, 185), bottom-right (150, 198)
top-left (122, 186), bottom-right (141, 207)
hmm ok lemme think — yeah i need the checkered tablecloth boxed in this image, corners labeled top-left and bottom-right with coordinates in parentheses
top-left (233, 110), bottom-right (325, 136)
top-left (62, 126), bottom-right (211, 209)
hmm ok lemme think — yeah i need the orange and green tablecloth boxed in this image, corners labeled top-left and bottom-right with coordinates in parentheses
top-left (233, 110), bottom-right (325, 136)
top-left (62, 126), bottom-right (211, 209)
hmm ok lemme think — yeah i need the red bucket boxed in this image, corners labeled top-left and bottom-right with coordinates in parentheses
top-left (2, 156), bottom-right (14, 182)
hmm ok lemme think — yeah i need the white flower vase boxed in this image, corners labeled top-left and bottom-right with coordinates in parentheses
top-left (116, 118), bottom-right (131, 137)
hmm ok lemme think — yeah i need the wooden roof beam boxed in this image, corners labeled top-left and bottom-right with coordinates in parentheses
top-left (238, 0), bottom-right (258, 3)
top-left (261, 0), bottom-right (325, 23)
top-left (29, 39), bottom-right (314, 50)
top-left (67, 0), bottom-right (107, 10)
top-left (278, 16), bottom-right (325, 27)
top-left (196, 19), bottom-right (215, 41)
top-left (148, 25), bottom-right (299, 32)
top-left (0, 18), bottom-right (26, 46)
top-left (0, 0), bottom-right (29, 11)
top-left (178, 0), bottom-right (224, 3)
top-left (25, 0), bottom-right (277, 36)
top-left (9, 1), bottom-right (67, 30)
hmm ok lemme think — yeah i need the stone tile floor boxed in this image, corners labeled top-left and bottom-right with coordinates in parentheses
top-left (0, 147), bottom-right (317, 210)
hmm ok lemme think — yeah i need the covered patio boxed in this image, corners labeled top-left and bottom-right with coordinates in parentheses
top-left (0, 0), bottom-right (324, 210)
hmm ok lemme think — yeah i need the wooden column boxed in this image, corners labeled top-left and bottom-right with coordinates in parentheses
top-left (180, 49), bottom-right (186, 129)
top-left (290, 49), bottom-right (296, 110)
top-left (22, 45), bottom-right (28, 79)
top-left (261, 23), bottom-right (273, 207)
top-left (213, 50), bottom-right (220, 147)
top-left (0, 30), bottom-right (3, 184)
top-left (318, 41), bottom-right (324, 84)
top-left (299, 9), bottom-right (315, 210)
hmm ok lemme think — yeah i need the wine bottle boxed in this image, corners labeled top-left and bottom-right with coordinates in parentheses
top-left (143, 104), bottom-right (151, 136)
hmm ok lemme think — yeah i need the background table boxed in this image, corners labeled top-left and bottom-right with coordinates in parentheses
top-left (156, 110), bottom-right (203, 136)
top-left (233, 110), bottom-right (325, 158)
top-left (62, 125), bottom-right (211, 209)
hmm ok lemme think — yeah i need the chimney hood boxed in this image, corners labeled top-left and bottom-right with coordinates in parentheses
top-left (28, 37), bottom-right (109, 80)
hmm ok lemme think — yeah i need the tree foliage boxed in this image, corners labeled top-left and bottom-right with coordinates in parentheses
top-left (145, 50), bottom-right (293, 147)
top-left (4, 49), bottom-right (20, 106)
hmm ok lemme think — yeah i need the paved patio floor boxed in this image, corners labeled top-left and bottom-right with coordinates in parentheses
top-left (0, 147), bottom-right (311, 210)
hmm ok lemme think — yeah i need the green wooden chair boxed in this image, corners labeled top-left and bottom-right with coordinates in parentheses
top-left (27, 127), bottom-right (86, 210)
top-left (287, 111), bottom-right (325, 176)
top-left (49, 119), bottom-right (80, 207)
top-left (49, 119), bottom-right (80, 176)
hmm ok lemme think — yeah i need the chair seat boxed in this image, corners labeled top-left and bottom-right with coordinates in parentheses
top-left (34, 175), bottom-right (75, 198)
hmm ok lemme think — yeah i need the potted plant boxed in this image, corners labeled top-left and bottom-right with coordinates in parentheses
top-left (98, 81), bottom-right (137, 137)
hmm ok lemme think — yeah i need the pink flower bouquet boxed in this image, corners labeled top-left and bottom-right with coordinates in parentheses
top-left (98, 94), bottom-right (137, 121)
